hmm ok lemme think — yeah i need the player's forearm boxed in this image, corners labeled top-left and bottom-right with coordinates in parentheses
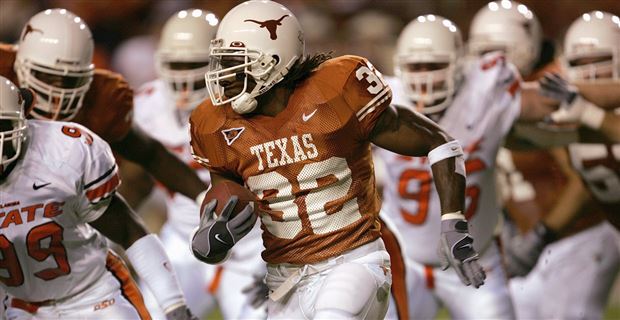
top-left (431, 151), bottom-right (466, 215)
top-left (118, 161), bottom-right (155, 208)
top-left (147, 142), bottom-right (208, 199)
top-left (114, 126), bottom-right (208, 200)
top-left (600, 112), bottom-right (620, 143)
top-left (543, 174), bottom-right (590, 232)
top-left (543, 148), bottom-right (591, 232)
top-left (90, 194), bottom-right (147, 247)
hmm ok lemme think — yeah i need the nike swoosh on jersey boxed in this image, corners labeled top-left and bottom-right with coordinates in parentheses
top-left (33, 182), bottom-right (51, 190)
top-left (302, 109), bottom-right (318, 122)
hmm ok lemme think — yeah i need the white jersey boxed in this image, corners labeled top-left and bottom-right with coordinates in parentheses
top-left (0, 120), bottom-right (119, 302)
top-left (377, 53), bottom-right (521, 265)
top-left (134, 80), bottom-right (210, 237)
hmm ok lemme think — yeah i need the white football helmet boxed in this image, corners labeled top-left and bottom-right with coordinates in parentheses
top-left (205, 0), bottom-right (305, 114)
top-left (0, 76), bottom-right (27, 174)
top-left (564, 11), bottom-right (620, 83)
top-left (15, 8), bottom-right (94, 121)
top-left (394, 15), bottom-right (464, 114)
top-left (468, 0), bottom-right (541, 75)
top-left (156, 9), bottom-right (219, 110)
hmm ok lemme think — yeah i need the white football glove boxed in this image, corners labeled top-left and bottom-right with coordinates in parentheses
top-left (438, 213), bottom-right (486, 288)
top-left (540, 72), bottom-right (605, 129)
top-left (501, 220), bottom-right (557, 278)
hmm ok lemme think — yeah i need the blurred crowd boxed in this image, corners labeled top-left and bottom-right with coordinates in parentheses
top-left (2, 0), bottom-right (618, 88)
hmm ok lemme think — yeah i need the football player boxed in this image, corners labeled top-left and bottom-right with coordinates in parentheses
top-left (130, 9), bottom-right (265, 319)
top-left (542, 11), bottom-right (620, 142)
top-left (470, 3), bottom-right (620, 319)
top-left (375, 11), bottom-right (554, 318)
top-left (188, 1), bottom-right (484, 319)
top-left (0, 8), bottom-right (207, 208)
top-left (0, 76), bottom-right (194, 319)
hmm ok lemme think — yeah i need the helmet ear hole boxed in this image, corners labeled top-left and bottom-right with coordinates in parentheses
top-left (272, 55), bottom-right (280, 65)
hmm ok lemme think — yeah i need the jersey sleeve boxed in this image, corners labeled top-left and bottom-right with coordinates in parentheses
top-left (72, 125), bottom-right (121, 222)
top-left (189, 103), bottom-right (240, 179)
top-left (341, 56), bottom-right (392, 139)
top-left (0, 43), bottom-right (18, 84)
top-left (77, 69), bottom-right (133, 143)
top-left (480, 52), bottom-right (522, 135)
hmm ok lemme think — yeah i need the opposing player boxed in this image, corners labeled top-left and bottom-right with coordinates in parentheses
top-left (188, 1), bottom-right (484, 319)
top-left (131, 9), bottom-right (265, 319)
top-left (542, 11), bottom-right (620, 143)
top-left (375, 12), bottom-right (556, 318)
top-left (0, 76), bottom-right (194, 319)
top-left (0, 8), bottom-right (207, 208)
top-left (470, 4), bottom-right (620, 319)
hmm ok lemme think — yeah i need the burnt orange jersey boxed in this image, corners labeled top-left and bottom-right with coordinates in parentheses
top-left (0, 43), bottom-right (132, 143)
top-left (190, 55), bottom-right (392, 264)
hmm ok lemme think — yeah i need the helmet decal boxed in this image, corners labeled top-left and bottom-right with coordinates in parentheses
top-left (244, 15), bottom-right (289, 40)
top-left (21, 24), bottom-right (43, 41)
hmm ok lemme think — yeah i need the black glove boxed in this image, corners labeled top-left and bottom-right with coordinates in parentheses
top-left (165, 304), bottom-right (198, 320)
top-left (241, 273), bottom-right (269, 309)
top-left (501, 220), bottom-right (557, 278)
top-left (438, 215), bottom-right (486, 288)
top-left (191, 196), bottom-right (256, 264)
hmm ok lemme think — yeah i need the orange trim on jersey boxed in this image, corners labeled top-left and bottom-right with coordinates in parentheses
top-left (10, 298), bottom-right (52, 314)
top-left (424, 265), bottom-right (435, 289)
top-left (106, 251), bottom-right (152, 320)
top-left (508, 80), bottom-right (520, 97)
top-left (379, 218), bottom-right (409, 320)
top-left (86, 173), bottom-right (120, 202)
top-left (207, 265), bottom-right (224, 294)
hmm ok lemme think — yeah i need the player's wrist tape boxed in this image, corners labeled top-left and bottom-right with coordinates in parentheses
top-left (441, 211), bottom-right (465, 221)
top-left (574, 96), bottom-right (605, 129)
top-left (428, 140), bottom-right (466, 177)
top-left (126, 234), bottom-right (185, 311)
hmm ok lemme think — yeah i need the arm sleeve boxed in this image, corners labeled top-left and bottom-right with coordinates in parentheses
top-left (80, 70), bottom-right (133, 143)
top-left (341, 56), bottom-right (392, 139)
top-left (75, 125), bottom-right (121, 222)
top-left (189, 108), bottom-right (240, 179)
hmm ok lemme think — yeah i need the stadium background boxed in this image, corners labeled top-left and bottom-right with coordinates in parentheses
top-left (1, 0), bottom-right (619, 318)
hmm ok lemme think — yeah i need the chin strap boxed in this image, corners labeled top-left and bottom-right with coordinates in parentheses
top-left (231, 92), bottom-right (258, 114)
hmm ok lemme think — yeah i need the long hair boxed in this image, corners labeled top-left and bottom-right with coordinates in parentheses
top-left (278, 51), bottom-right (333, 89)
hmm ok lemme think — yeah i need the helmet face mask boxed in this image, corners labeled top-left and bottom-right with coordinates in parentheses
top-left (394, 15), bottom-right (463, 115)
top-left (0, 77), bottom-right (27, 176)
top-left (15, 9), bottom-right (95, 121)
top-left (204, 0), bottom-right (305, 114)
top-left (156, 9), bottom-right (219, 110)
top-left (206, 43), bottom-right (279, 108)
top-left (563, 11), bottom-right (620, 84)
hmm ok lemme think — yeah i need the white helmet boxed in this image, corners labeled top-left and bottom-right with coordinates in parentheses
top-left (205, 0), bottom-right (305, 114)
top-left (564, 11), bottom-right (620, 83)
top-left (156, 9), bottom-right (219, 110)
top-left (468, 0), bottom-right (541, 75)
top-left (0, 76), bottom-right (27, 174)
top-left (394, 15), bottom-right (464, 114)
top-left (15, 8), bottom-right (94, 121)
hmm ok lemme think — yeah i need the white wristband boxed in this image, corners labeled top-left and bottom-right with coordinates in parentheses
top-left (126, 234), bottom-right (185, 313)
top-left (578, 97), bottom-right (605, 130)
top-left (441, 211), bottom-right (465, 221)
top-left (428, 140), bottom-right (466, 177)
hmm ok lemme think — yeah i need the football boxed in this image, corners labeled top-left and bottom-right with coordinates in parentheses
top-left (201, 181), bottom-right (259, 219)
